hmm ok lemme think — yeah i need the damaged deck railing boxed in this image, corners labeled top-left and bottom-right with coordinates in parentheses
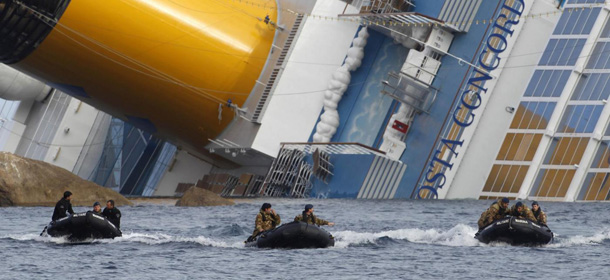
top-left (260, 143), bottom-right (385, 198)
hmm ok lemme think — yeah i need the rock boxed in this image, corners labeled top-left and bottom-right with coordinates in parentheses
top-left (175, 186), bottom-right (234, 206)
top-left (0, 152), bottom-right (131, 207)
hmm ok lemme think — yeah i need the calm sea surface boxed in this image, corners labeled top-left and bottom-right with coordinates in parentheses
top-left (1, 199), bottom-right (609, 279)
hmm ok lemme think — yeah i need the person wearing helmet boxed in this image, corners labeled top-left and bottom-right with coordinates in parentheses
top-left (294, 204), bottom-right (335, 226)
top-left (508, 201), bottom-right (537, 222)
top-left (249, 203), bottom-right (281, 241)
top-left (477, 197), bottom-right (510, 230)
top-left (531, 201), bottom-right (547, 226)
top-left (52, 191), bottom-right (75, 221)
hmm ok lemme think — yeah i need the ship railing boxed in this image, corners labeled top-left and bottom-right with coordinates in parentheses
top-left (349, 0), bottom-right (414, 14)
top-left (260, 142), bottom-right (386, 197)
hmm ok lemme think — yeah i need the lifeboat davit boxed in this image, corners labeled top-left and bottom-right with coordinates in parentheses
top-left (245, 221), bottom-right (335, 249)
top-left (475, 216), bottom-right (553, 246)
top-left (42, 212), bottom-right (122, 241)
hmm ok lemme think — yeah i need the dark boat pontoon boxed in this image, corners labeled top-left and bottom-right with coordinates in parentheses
top-left (41, 212), bottom-right (122, 241)
top-left (475, 216), bottom-right (553, 246)
top-left (245, 221), bottom-right (335, 249)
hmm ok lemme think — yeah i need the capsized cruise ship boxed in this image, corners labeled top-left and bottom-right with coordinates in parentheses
top-left (1, 0), bottom-right (608, 202)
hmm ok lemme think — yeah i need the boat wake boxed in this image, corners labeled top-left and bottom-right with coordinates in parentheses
top-left (5, 226), bottom-right (610, 248)
top-left (333, 225), bottom-right (610, 248)
top-left (2, 232), bottom-right (244, 248)
top-left (102, 232), bottom-right (244, 248)
top-left (548, 229), bottom-right (610, 247)
top-left (333, 224), bottom-right (482, 248)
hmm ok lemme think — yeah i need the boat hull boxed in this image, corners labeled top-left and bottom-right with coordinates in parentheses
top-left (246, 221), bottom-right (335, 249)
top-left (43, 212), bottom-right (122, 240)
top-left (475, 217), bottom-right (553, 246)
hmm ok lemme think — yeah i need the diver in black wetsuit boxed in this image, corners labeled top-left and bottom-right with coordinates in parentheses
top-left (51, 191), bottom-right (74, 221)
top-left (102, 200), bottom-right (121, 229)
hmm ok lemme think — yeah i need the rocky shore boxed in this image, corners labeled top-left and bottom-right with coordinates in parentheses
top-left (175, 186), bottom-right (234, 206)
top-left (0, 152), bottom-right (131, 207)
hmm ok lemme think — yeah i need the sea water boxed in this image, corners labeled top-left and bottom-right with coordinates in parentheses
top-left (1, 199), bottom-right (609, 279)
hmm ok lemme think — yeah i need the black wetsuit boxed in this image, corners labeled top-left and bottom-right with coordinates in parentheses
top-left (102, 207), bottom-right (121, 229)
top-left (51, 198), bottom-right (74, 221)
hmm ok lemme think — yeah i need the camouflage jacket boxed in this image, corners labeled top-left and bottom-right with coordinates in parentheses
top-left (508, 205), bottom-right (537, 222)
top-left (533, 209), bottom-right (547, 225)
top-left (477, 199), bottom-right (510, 229)
top-left (252, 210), bottom-right (280, 236)
top-left (294, 213), bottom-right (329, 226)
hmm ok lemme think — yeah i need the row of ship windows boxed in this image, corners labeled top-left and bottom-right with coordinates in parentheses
top-left (483, 1), bottom-right (610, 200)
top-left (525, 71), bottom-right (610, 100)
top-left (509, 102), bottom-right (604, 134)
top-left (488, 138), bottom-right (610, 198)
top-left (553, 7), bottom-right (600, 36)
top-left (497, 135), bottom-right (610, 166)
top-left (485, 164), bottom-right (610, 201)
top-left (496, 134), bottom-right (589, 164)
top-left (536, 39), bottom-right (610, 68)
top-left (542, 5), bottom-right (610, 66)
top-left (483, 165), bottom-right (573, 197)
top-left (536, 41), bottom-right (610, 67)
top-left (568, 0), bottom-right (605, 5)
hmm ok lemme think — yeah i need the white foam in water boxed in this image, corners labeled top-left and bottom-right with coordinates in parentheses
top-left (3, 232), bottom-right (244, 248)
top-left (96, 232), bottom-right (244, 248)
top-left (336, 225), bottom-right (610, 248)
top-left (548, 229), bottom-right (610, 248)
top-left (8, 227), bottom-right (610, 249)
top-left (333, 224), bottom-right (483, 248)
top-left (5, 233), bottom-right (77, 244)
top-left (333, 225), bottom-right (610, 248)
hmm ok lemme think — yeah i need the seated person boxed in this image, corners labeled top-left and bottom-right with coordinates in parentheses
top-left (531, 201), bottom-right (547, 226)
top-left (508, 201), bottom-right (537, 222)
top-left (92, 201), bottom-right (102, 214)
top-left (102, 200), bottom-right (121, 229)
top-left (477, 197), bottom-right (510, 230)
top-left (294, 204), bottom-right (334, 226)
top-left (52, 191), bottom-right (74, 221)
top-left (248, 203), bottom-right (280, 241)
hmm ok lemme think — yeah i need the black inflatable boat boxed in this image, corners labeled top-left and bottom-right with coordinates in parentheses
top-left (245, 221), bottom-right (334, 249)
top-left (475, 216), bottom-right (552, 246)
top-left (41, 211), bottom-right (122, 240)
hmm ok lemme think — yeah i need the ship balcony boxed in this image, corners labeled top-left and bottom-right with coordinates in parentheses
top-left (261, 142), bottom-right (387, 198)
top-left (347, 0), bottom-right (415, 14)
top-left (381, 72), bottom-right (437, 114)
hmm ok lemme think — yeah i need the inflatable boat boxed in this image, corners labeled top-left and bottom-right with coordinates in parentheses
top-left (41, 211), bottom-right (122, 240)
top-left (245, 221), bottom-right (334, 249)
top-left (475, 216), bottom-right (552, 246)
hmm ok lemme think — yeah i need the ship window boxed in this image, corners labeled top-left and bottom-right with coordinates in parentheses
top-left (429, 51), bottom-right (442, 61)
top-left (484, 165), bottom-right (529, 193)
top-left (524, 70), bottom-right (571, 97)
top-left (589, 141), bottom-right (610, 168)
top-left (579, 172), bottom-right (610, 200)
top-left (557, 105), bottom-right (603, 133)
top-left (530, 169), bottom-right (575, 198)
top-left (571, 73), bottom-right (610, 100)
top-left (543, 137), bottom-right (589, 165)
top-left (568, 0), bottom-right (604, 4)
top-left (580, 140), bottom-right (610, 200)
top-left (600, 18), bottom-right (610, 38)
top-left (510, 102), bottom-right (556, 129)
top-left (586, 42), bottom-right (610, 69)
top-left (540, 39), bottom-right (586, 66)
top-left (554, 7), bottom-right (600, 35)
top-left (496, 133), bottom-right (542, 161)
